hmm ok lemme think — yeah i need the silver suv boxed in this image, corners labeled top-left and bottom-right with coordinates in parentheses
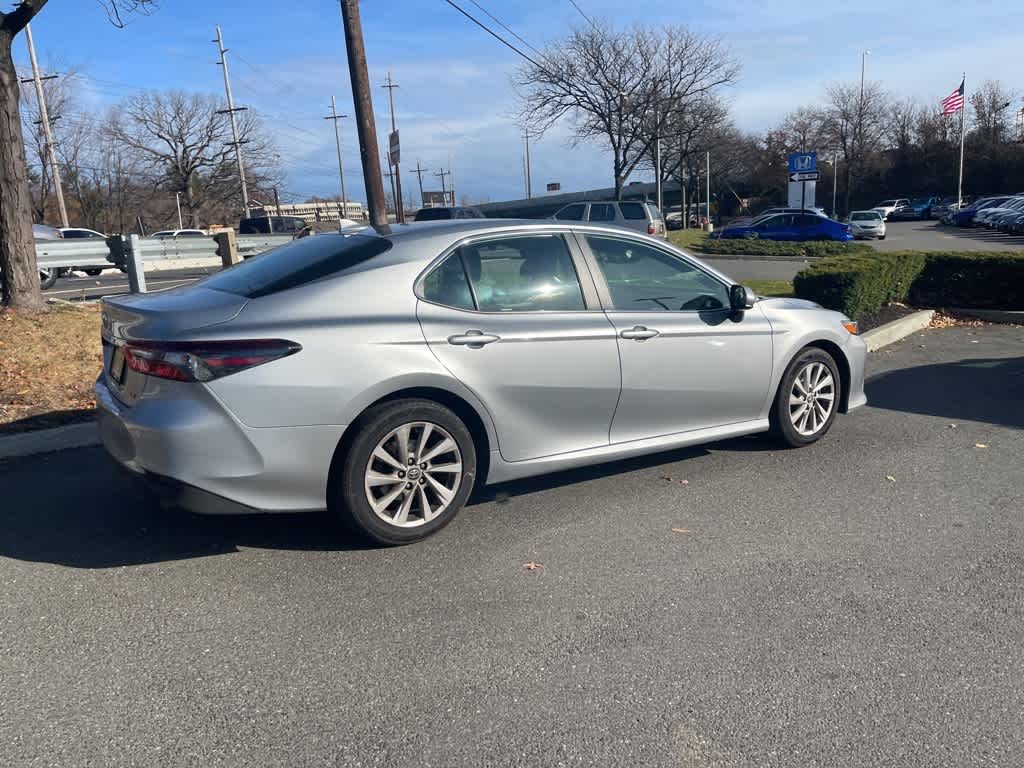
top-left (552, 200), bottom-right (666, 239)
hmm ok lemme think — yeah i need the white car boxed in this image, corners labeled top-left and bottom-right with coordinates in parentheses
top-left (150, 229), bottom-right (208, 238)
top-left (871, 199), bottom-right (909, 220)
top-left (847, 210), bottom-right (886, 240)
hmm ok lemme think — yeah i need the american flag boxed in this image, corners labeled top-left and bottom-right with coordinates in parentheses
top-left (941, 79), bottom-right (965, 115)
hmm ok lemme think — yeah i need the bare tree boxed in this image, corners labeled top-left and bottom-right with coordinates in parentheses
top-left (1, 0), bottom-right (157, 310)
top-left (106, 90), bottom-right (281, 228)
top-left (516, 22), bottom-right (738, 199)
top-left (818, 81), bottom-right (890, 213)
top-left (774, 106), bottom-right (826, 153)
top-left (969, 80), bottom-right (1016, 145)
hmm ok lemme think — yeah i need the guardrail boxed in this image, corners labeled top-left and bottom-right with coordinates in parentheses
top-left (34, 233), bottom-right (295, 271)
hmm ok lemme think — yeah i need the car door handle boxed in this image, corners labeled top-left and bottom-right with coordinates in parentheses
top-left (447, 330), bottom-right (500, 347)
top-left (619, 326), bottom-right (660, 341)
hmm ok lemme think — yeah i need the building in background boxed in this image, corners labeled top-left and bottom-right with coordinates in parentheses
top-left (250, 200), bottom-right (366, 223)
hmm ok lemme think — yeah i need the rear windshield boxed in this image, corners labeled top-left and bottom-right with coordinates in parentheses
top-left (414, 208), bottom-right (453, 221)
top-left (202, 234), bottom-right (392, 299)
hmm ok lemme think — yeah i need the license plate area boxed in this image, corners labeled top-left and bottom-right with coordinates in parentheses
top-left (109, 345), bottom-right (126, 384)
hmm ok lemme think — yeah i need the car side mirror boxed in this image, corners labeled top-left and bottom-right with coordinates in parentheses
top-left (730, 284), bottom-right (756, 311)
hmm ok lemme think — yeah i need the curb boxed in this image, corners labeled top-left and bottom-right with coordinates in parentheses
top-left (862, 309), bottom-right (934, 352)
top-left (945, 308), bottom-right (1024, 325)
top-left (0, 422), bottom-right (99, 460)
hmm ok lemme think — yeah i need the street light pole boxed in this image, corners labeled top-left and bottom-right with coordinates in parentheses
top-left (175, 192), bottom-right (183, 230)
top-left (860, 50), bottom-right (870, 101)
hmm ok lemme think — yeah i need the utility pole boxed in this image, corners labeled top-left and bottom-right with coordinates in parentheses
top-left (705, 151), bottom-right (711, 231)
top-left (383, 158), bottom-right (396, 219)
top-left (174, 192), bottom-right (183, 229)
top-left (654, 103), bottom-right (663, 215)
top-left (448, 153), bottom-right (456, 206)
top-left (435, 169), bottom-right (450, 207)
top-left (24, 24), bottom-right (68, 228)
top-left (523, 131), bottom-right (532, 199)
top-left (213, 25), bottom-right (250, 216)
top-left (409, 160), bottom-right (427, 207)
top-left (678, 135), bottom-right (686, 230)
top-left (273, 187), bottom-right (282, 216)
top-left (324, 95), bottom-right (349, 220)
top-left (339, 0), bottom-right (387, 228)
top-left (381, 71), bottom-right (404, 223)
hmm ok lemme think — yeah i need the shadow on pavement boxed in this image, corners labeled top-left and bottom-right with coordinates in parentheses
top-left (0, 447), bottom-right (373, 569)
top-left (866, 356), bottom-right (1024, 429)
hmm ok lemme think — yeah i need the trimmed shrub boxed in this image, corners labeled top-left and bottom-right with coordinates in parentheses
top-left (793, 252), bottom-right (928, 320)
top-left (793, 250), bottom-right (1024, 319)
top-left (909, 252), bottom-right (1024, 309)
top-left (695, 237), bottom-right (872, 259)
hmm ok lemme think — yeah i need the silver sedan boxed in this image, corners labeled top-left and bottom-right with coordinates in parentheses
top-left (96, 220), bottom-right (867, 544)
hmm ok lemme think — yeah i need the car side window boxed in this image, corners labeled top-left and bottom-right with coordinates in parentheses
top-left (421, 252), bottom-right (475, 311)
top-left (588, 203), bottom-right (617, 222)
top-left (422, 235), bottom-right (586, 312)
top-left (619, 202), bottom-right (646, 220)
top-left (797, 214), bottom-right (821, 227)
top-left (555, 204), bottom-right (585, 221)
top-left (759, 215), bottom-right (789, 230)
top-left (584, 234), bottom-right (729, 312)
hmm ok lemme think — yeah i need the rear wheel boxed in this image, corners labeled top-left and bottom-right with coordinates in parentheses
top-left (332, 399), bottom-right (477, 545)
top-left (39, 268), bottom-right (58, 290)
top-left (84, 268), bottom-right (103, 276)
top-left (769, 348), bottom-right (841, 447)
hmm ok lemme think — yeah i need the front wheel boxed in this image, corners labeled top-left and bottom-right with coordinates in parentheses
top-left (769, 348), bottom-right (841, 447)
top-left (332, 399), bottom-right (478, 545)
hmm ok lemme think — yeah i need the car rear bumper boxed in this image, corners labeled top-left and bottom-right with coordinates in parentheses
top-left (95, 375), bottom-right (345, 513)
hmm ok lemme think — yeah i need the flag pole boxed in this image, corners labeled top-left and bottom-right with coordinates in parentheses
top-left (957, 72), bottom-right (966, 208)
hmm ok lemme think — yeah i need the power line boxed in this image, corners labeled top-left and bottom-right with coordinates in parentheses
top-left (443, 0), bottom-right (546, 71)
top-left (466, 0), bottom-right (546, 60)
top-left (566, 0), bottom-right (599, 30)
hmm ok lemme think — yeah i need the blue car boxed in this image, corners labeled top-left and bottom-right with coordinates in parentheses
top-left (713, 212), bottom-right (853, 242)
top-left (953, 196), bottom-right (1011, 227)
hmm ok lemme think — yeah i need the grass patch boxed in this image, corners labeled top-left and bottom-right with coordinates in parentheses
top-left (0, 303), bottom-right (101, 434)
top-left (746, 279), bottom-right (794, 297)
top-left (667, 229), bottom-right (709, 251)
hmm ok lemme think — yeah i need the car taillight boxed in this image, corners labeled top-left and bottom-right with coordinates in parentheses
top-left (123, 339), bottom-right (301, 382)
top-left (647, 224), bottom-right (656, 234)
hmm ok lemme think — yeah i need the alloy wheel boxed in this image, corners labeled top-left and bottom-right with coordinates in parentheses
top-left (363, 421), bottom-right (463, 528)
top-left (788, 362), bottom-right (836, 436)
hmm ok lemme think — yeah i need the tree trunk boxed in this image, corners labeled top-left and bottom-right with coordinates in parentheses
top-left (0, 30), bottom-right (44, 311)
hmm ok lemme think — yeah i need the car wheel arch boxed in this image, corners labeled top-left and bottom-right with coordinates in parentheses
top-left (327, 385), bottom-right (494, 500)
top-left (797, 340), bottom-right (851, 412)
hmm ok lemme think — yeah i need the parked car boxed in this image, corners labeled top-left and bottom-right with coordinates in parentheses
top-left (996, 210), bottom-right (1024, 233)
top-left (846, 210), bottom-right (886, 239)
top-left (94, 219), bottom-right (866, 544)
top-left (150, 229), bottom-right (208, 238)
top-left (757, 207), bottom-right (828, 218)
top-left (871, 199), bottom-right (910, 220)
top-left (712, 212), bottom-right (853, 242)
top-left (889, 197), bottom-right (942, 221)
top-left (664, 206), bottom-right (683, 230)
top-left (953, 196), bottom-right (1012, 227)
top-left (59, 227), bottom-right (111, 276)
top-left (31, 223), bottom-right (63, 289)
top-left (413, 206), bottom-right (486, 221)
top-left (930, 198), bottom-right (960, 220)
top-left (975, 196), bottom-right (1024, 227)
top-left (551, 200), bottom-right (666, 238)
top-left (238, 215), bottom-right (308, 235)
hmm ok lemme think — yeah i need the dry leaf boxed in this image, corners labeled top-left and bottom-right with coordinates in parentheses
top-left (886, 475), bottom-right (897, 483)
top-left (975, 443), bottom-right (988, 449)
top-left (523, 561), bottom-right (543, 571)
top-left (671, 528), bottom-right (690, 535)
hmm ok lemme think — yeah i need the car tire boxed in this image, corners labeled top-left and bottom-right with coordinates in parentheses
top-left (879, 234), bottom-right (886, 240)
top-left (332, 399), bottom-right (478, 545)
top-left (39, 269), bottom-right (58, 290)
top-left (84, 268), bottom-right (103, 277)
top-left (769, 348), bottom-right (842, 448)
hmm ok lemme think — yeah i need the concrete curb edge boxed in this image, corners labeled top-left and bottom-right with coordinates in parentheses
top-left (0, 422), bottom-right (99, 461)
top-left (862, 309), bottom-right (934, 352)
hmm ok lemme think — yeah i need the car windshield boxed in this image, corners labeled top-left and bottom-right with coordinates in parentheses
top-left (851, 212), bottom-right (882, 221)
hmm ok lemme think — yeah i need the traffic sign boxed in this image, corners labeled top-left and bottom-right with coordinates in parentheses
top-left (789, 171), bottom-right (820, 182)
top-left (388, 130), bottom-right (400, 165)
top-left (788, 152), bottom-right (817, 173)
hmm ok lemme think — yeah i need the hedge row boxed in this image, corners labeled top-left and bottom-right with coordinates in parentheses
top-left (793, 251), bottom-right (1024, 319)
top-left (693, 237), bottom-right (873, 259)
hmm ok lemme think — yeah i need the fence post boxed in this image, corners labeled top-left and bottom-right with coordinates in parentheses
top-left (126, 234), bottom-right (147, 293)
top-left (215, 230), bottom-right (239, 267)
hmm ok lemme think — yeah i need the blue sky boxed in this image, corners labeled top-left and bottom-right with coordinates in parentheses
top-left (22, 0), bottom-right (1022, 206)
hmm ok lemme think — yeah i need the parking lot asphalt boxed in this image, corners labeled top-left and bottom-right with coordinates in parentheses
top-left (871, 218), bottom-right (1024, 252)
top-left (2, 324), bottom-right (1023, 767)
top-left (44, 267), bottom-right (217, 302)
